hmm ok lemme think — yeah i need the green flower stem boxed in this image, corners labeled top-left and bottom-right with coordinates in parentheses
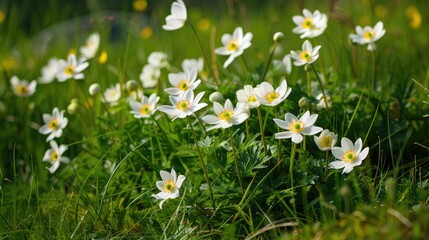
top-left (229, 128), bottom-right (244, 194)
top-left (245, 119), bottom-right (250, 138)
top-left (194, 113), bottom-right (207, 136)
top-left (239, 56), bottom-right (249, 79)
top-left (257, 107), bottom-right (268, 156)
top-left (306, 69), bottom-right (311, 97)
top-left (351, 170), bottom-right (364, 203)
top-left (310, 64), bottom-right (329, 109)
top-left (187, 117), bottom-right (216, 210)
top-left (352, 44), bottom-right (358, 80)
top-left (261, 41), bottom-right (278, 82)
top-left (371, 50), bottom-right (376, 90)
top-left (290, 142), bottom-right (297, 211)
top-left (324, 151), bottom-right (329, 181)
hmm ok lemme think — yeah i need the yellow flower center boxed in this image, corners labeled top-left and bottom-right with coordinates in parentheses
top-left (363, 30), bottom-right (375, 40)
top-left (177, 79), bottom-right (190, 91)
top-left (320, 136), bottom-right (333, 148)
top-left (176, 100), bottom-right (190, 110)
top-left (140, 104), bottom-right (151, 115)
top-left (48, 118), bottom-right (59, 130)
top-left (16, 84), bottom-right (29, 95)
top-left (302, 18), bottom-right (313, 29)
top-left (226, 40), bottom-right (239, 51)
top-left (288, 120), bottom-right (305, 133)
top-left (300, 51), bottom-right (312, 61)
top-left (163, 180), bottom-right (175, 193)
top-left (99, 51), bottom-right (108, 64)
top-left (50, 151), bottom-right (58, 162)
top-left (64, 65), bottom-right (75, 75)
top-left (109, 90), bottom-right (118, 99)
top-left (247, 95), bottom-right (257, 103)
top-left (218, 110), bottom-right (234, 121)
top-left (264, 91), bottom-right (279, 103)
top-left (343, 150), bottom-right (357, 163)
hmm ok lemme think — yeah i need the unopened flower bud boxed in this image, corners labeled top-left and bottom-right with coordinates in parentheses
top-left (304, 64), bottom-right (311, 72)
top-left (67, 101), bottom-right (79, 115)
top-left (298, 97), bottom-right (310, 109)
top-left (209, 92), bottom-right (224, 103)
top-left (89, 83), bottom-right (101, 96)
top-left (126, 80), bottom-right (139, 92)
top-left (273, 32), bottom-right (284, 42)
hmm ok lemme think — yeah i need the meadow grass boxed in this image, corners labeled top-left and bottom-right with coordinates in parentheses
top-left (1, 0), bottom-right (429, 239)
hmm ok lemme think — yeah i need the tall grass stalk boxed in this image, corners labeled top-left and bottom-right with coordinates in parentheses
top-left (229, 128), bottom-right (244, 193)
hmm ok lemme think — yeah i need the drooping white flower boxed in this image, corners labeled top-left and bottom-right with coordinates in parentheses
top-left (274, 110), bottom-right (323, 144)
top-left (148, 51), bottom-right (169, 68)
top-left (314, 129), bottom-right (338, 151)
top-left (282, 54), bottom-right (292, 75)
top-left (236, 85), bottom-right (260, 109)
top-left (10, 76), bottom-right (37, 97)
top-left (42, 140), bottom-right (69, 174)
top-left (254, 79), bottom-right (292, 107)
top-left (103, 84), bottom-right (121, 105)
top-left (39, 107), bottom-right (69, 142)
top-left (329, 137), bottom-right (369, 174)
top-left (79, 32), bottom-right (100, 59)
top-left (56, 54), bottom-right (89, 81)
top-left (272, 54), bottom-right (292, 75)
top-left (349, 21), bottom-right (386, 51)
top-left (129, 93), bottom-right (159, 118)
top-left (157, 89), bottom-right (207, 120)
top-left (165, 66), bottom-right (201, 96)
top-left (202, 99), bottom-right (249, 131)
top-left (152, 168), bottom-right (186, 209)
top-left (182, 57), bottom-right (204, 73)
top-left (214, 27), bottom-right (253, 68)
top-left (139, 64), bottom-right (161, 88)
top-left (162, 0), bottom-right (187, 31)
top-left (39, 58), bottom-right (61, 84)
top-left (290, 40), bottom-right (321, 66)
top-left (292, 9), bottom-right (328, 39)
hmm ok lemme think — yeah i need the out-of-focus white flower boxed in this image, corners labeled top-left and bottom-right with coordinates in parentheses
top-left (79, 32), bottom-right (100, 59)
top-left (330, 137), bottom-right (369, 174)
top-left (130, 93), bottom-right (159, 118)
top-left (236, 85), bottom-right (260, 109)
top-left (182, 57), bottom-right (204, 73)
top-left (215, 27), bottom-right (253, 68)
top-left (56, 54), bottom-right (89, 81)
top-left (292, 9), bottom-right (328, 39)
top-left (39, 58), bottom-right (61, 84)
top-left (10, 76), bottom-right (37, 97)
top-left (42, 140), bottom-right (69, 174)
top-left (254, 79), bottom-right (292, 107)
top-left (314, 129), bottom-right (338, 151)
top-left (139, 64), bottom-right (161, 88)
top-left (165, 67), bottom-right (201, 96)
top-left (39, 107), bottom-right (69, 142)
top-left (152, 168), bottom-right (186, 209)
top-left (315, 93), bottom-right (332, 110)
top-left (209, 92), bottom-right (224, 103)
top-left (148, 52), bottom-right (169, 68)
top-left (103, 84), bottom-right (121, 105)
top-left (202, 99), bottom-right (249, 131)
top-left (349, 21), bottom-right (386, 51)
top-left (274, 110), bottom-right (323, 144)
top-left (162, 0), bottom-right (187, 31)
top-left (89, 83), bottom-right (101, 96)
top-left (290, 40), bottom-right (321, 66)
top-left (157, 89), bottom-right (207, 120)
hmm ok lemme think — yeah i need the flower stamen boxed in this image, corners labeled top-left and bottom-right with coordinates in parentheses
top-left (140, 104), bottom-right (151, 115)
top-left (264, 91), bottom-right (279, 103)
top-left (163, 180), bottom-right (176, 193)
top-left (64, 65), bottom-right (75, 75)
top-left (227, 40), bottom-right (239, 51)
top-left (177, 79), bottom-right (190, 91)
top-left (302, 18), bottom-right (313, 29)
top-left (218, 109), bottom-right (234, 121)
top-left (343, 150), bottom-right (357, 163)
top-left (48, 119), bottom-right (59, 130)
top-left (288, 120), bottom-right (305, 133)
top-left (176, 100), bottom-right (190, 110)
top-left (300, 51), bottom-right (312, 61)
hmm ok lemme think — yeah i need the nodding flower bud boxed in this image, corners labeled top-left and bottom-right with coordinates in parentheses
top-left (273, 32), bottom-right (284, 42)
top-left (126, 80), bottom-right (139, 92)
top-left (298, 97), bottom-right (310, 109)
top-left (89, 83), bottom-right (101, 96)
top-left (209, 92), bottom-right (224, 103)
top-left (67, 100), bottom-right (79, 115)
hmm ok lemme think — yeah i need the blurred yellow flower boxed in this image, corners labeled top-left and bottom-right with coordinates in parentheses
top-left (0, 10), bottom-right (5, 24)
top-left (133, 0), bottom-right (147, 12)
top-left (375, 5), bottom-right (387, 18)
top-left (140, 26), bottom-right (153, 39)
top-left (99, 51), bottom-right (108, 64)
top-left (197, 18), bottom-right (210, 31)
top-left (1, 57), bottom-right (19, 71)
top-left (406, 5), bottom-right (421, 29)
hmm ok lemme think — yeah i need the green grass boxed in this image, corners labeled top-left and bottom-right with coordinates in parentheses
top-left (1, 0), bottom-right (429, 239)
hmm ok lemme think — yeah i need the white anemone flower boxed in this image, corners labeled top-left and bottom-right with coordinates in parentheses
top-left (79, 32), bottom-right (100, 59)
top-left (274, 110), bottom-right (323, 144)
top-left (152, 168), bottom-right (186, 209)
top-left (148, 51), bottom-right (169, 68)
top-left (10, 76), bottom-right (37, 97)
top-left (182, 57), bottom-right (204, 73)
top-left (157, 89), bottom-right (207, 120)
top-left (214, 27), bottom-right (253, 68)
top-left (165, 67), bottom-right (201, 96)
top-left (254, 79), bottom-right (292, 107)
top-left (103, 84), bottom-right (121, 105)
top-left (129, 93), bottom-right (160, 118)
top-left (42, 141), bottom-right (69, 174)
top-left (236, 85), bottom-right (260, 109)
top-left (139, 64), bottom-right (161, 88)
top-left (349, 21), bottom-right (386, 51)
top-left (314, 129), bottom-right (338, 151)
top-left (56, 54), bottom-right (89, 81)
top-left (329, 137), bottom-right (369, 174)
top-left (202, 99), bottom-right (249, 131)
top-left (162, 0), bottom-right (187, 31)
top-left (315, 93), bottom-right (332, 110)
top-left (39, 107), bottom-right (69, 142)
top-left (292, 9), bottom-right (328, 39)
top-left (39, 58), bottom-right (61, 84)
top-left (290, 40), bottom-right (321, 66)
